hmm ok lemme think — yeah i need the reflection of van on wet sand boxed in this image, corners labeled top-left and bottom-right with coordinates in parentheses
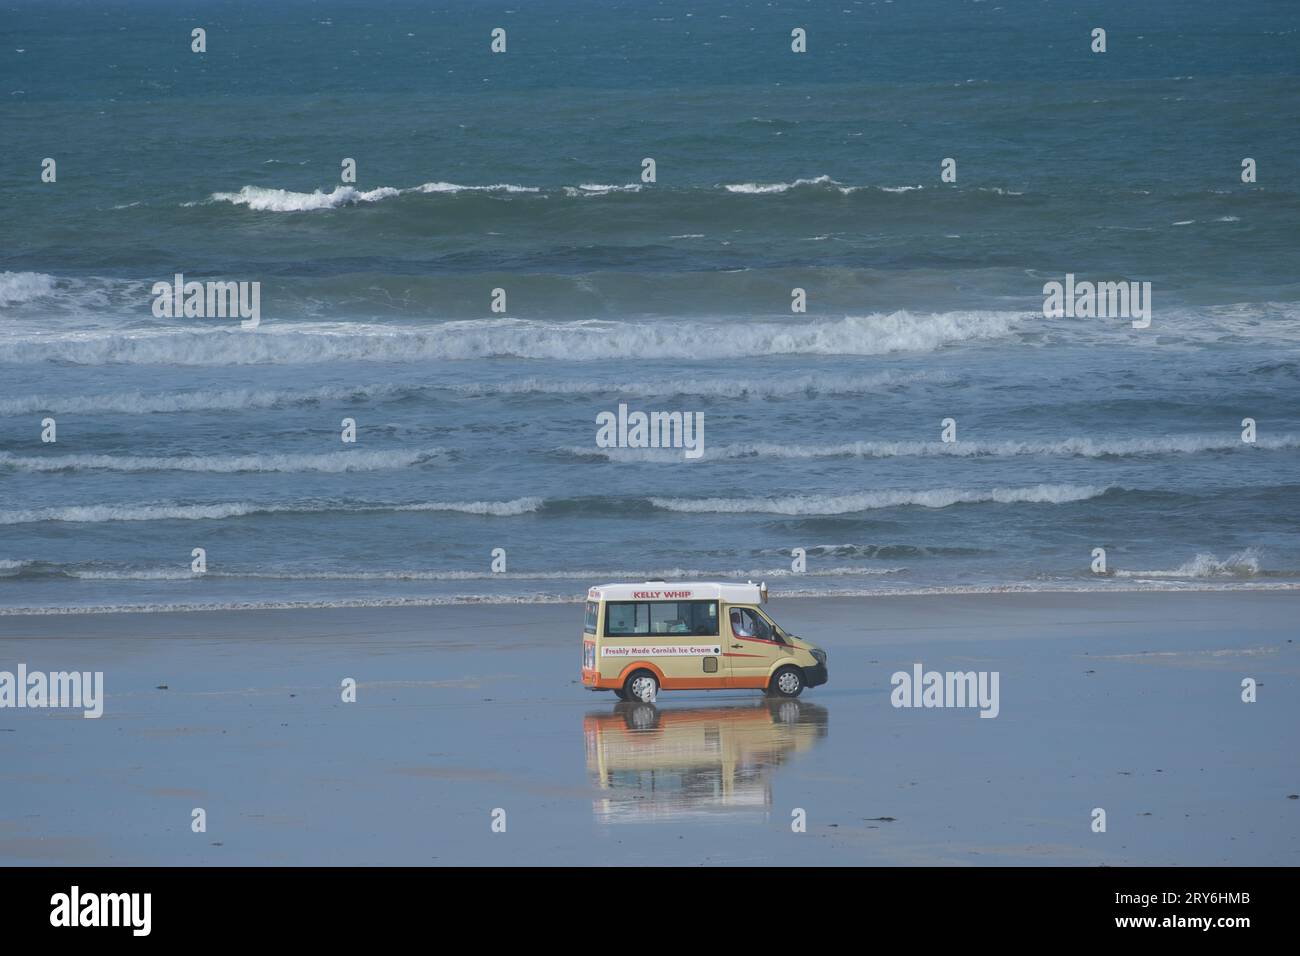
top-left (584, 700), bottom-right (830, 824)
top-left (580, 581), bottom-right (828, 701)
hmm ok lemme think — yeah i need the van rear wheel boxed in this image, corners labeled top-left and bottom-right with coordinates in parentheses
top-left (624, 670), bottom-right (659, 704)
top-left (768, 666), bottom-right (804, 698)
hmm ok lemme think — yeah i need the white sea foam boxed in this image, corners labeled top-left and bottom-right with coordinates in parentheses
top-left (0, 383), bottom-right (407, 416)
top-left (0, 448), bottom-right (441, 474)
top-left (458, 369), bottom-right (938, 399)
top-left (204, 184), bottom-right (402, 211)
top-left (721, 179), bottom-right (1011, 196)
top-left (63, 565), bottom-right (904, 582)
top-left (7, 579), bottom-right (1297, 615)
top-left (1114, 549), bottom-right (1263, 579)
top-left (196, 180), bottom-right (540, 212)
top-left (411, 181), bottom-right (540, 194)
top-left (562, 183), bottom-right (642, 196)
top-left (0, 274), bottom-right (141, 322)
top-left (0, 271), bottom-right (58, 307)
top-left (649, 484), bottom-right (1106, 515)
top-left (579, 434), bottom-right (1300, 461)
top-left (73, 568), bottom-right (197, 580)
top-left (0, 312), bottom-right (1028, 365)
top-left (0, 372), bottom-right (937, 416)
top-left (0, 497), bottom-right (542, 525)
top-left (390, 497), bottom-right (542, 516)
top-left (723, 175), bottom-right (847, 194)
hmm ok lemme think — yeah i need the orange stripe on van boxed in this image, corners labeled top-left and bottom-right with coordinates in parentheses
top-left (596, 663), bottom-right (769, 692)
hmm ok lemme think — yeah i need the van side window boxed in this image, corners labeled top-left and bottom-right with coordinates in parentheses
top-left (605, 600), bottom-right (718, 637)
top-left (605, 602), bottom-right (648, 635)
top-left (584, 601), bottom-right (599, 634)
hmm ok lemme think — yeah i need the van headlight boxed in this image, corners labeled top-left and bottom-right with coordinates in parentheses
top-left (811, 648), bottom-right (827, 666)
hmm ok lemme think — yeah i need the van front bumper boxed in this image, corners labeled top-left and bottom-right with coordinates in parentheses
top-left (803, 663), bottom-right (828, 688)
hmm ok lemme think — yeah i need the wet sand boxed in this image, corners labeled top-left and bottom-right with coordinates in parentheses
top-left (1, 590), bottom-right (1297, 865)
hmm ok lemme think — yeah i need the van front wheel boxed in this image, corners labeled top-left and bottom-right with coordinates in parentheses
top-left (769, 666), bottom-right (804, 698)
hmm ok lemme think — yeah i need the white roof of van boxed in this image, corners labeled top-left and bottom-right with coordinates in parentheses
top-left (587, 581), bottom-right (766, 604)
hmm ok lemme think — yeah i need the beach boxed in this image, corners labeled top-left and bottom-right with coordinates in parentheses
top-left (2, 589), bottom-right (1296, 866)
top-left (2, 0), bottom-right (1297, 873)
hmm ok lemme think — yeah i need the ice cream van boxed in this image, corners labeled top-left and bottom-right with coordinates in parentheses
top-left (580, 581), bottom-right (828, 701)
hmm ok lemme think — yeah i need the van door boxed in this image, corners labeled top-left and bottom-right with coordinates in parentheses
top-left (724, 605), bottom-right (792, 689)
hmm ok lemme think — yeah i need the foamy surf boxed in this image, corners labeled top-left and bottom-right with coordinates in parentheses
top-left (0, 311), bottom-right (1029, 365)
top-left (723, 175), bottom-right (846, 194)
top-left (0, 372), bottom-right (938, 416)
top-left (3, 580), bottom-right (1297, 616)
top-left (649, 484), bottom-right (1107, 515)
top-left (0, 383), bottom-right (408, 416)
top-left (0, 271), bottom-right (58, 307)
top-left (194, 180), bottom-right (543, 212)
top-left (0, 448), bottom-right (442, 474)
top-left (27, 564), bottom-right (906, 583)
top-left (1113, 549), bottom-right (1264, 579)
top-left (0, 497), bottom-right (543, 525)
top-left (562, 183), bottom-right (642, 196)
top-left (575, 435), bottom-right (1300, 462)
top-left (721, 177), bottom-right (937, 195)
top-left (204, 184), bottom-right (402, 211)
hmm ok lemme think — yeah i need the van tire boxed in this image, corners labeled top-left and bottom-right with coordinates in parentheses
top-left (612, 687), bottom-right (629, 701)
top-left (768, 666), bottom-right (804, 698)
top-left (624, 670), bottom-right (659, 703)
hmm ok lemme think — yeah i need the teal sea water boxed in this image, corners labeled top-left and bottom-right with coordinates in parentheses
top-left (1, 0), bottom-right (1298, 611)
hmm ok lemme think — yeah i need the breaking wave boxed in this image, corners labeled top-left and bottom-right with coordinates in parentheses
top-left (1114, 549), bottom-right (1264, 579)
top-left (0, 497), bottom-right (542, 525)
top-left (0, 271), bottom-right (58, 307)
top-left (195, 181), bottom-right (541, 212)
top-left (2, 564), bottom-right (905, 583)
top-left (649, 484), bottom-right (1107, 515)
top-left (0, 312), bottom-right (1027, 365)
top-left (0, 371), bottom-right (937, 416)
top-left (575, 435), bottom-right (1300, 462)
top-left (723, 175), bottom-right (849, 194)
top-left (0, 383), bottom-right (408, 416)
top-left (0, 448), bottom-right (442, 474)
top-left (186, 176), bottom-right (1026, 212)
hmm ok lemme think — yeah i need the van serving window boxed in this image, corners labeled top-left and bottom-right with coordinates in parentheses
top-left (604, 600), bottom-right (719, 637)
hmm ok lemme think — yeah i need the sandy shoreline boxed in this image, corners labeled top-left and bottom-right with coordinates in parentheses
top-left (3, 579), bottom-right (1298, 617)
top-left (2, 590), bottom-right (1297, 865)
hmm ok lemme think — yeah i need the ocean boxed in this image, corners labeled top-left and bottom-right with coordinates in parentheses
top-left (2, 0), bottom-right (1298, 612)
